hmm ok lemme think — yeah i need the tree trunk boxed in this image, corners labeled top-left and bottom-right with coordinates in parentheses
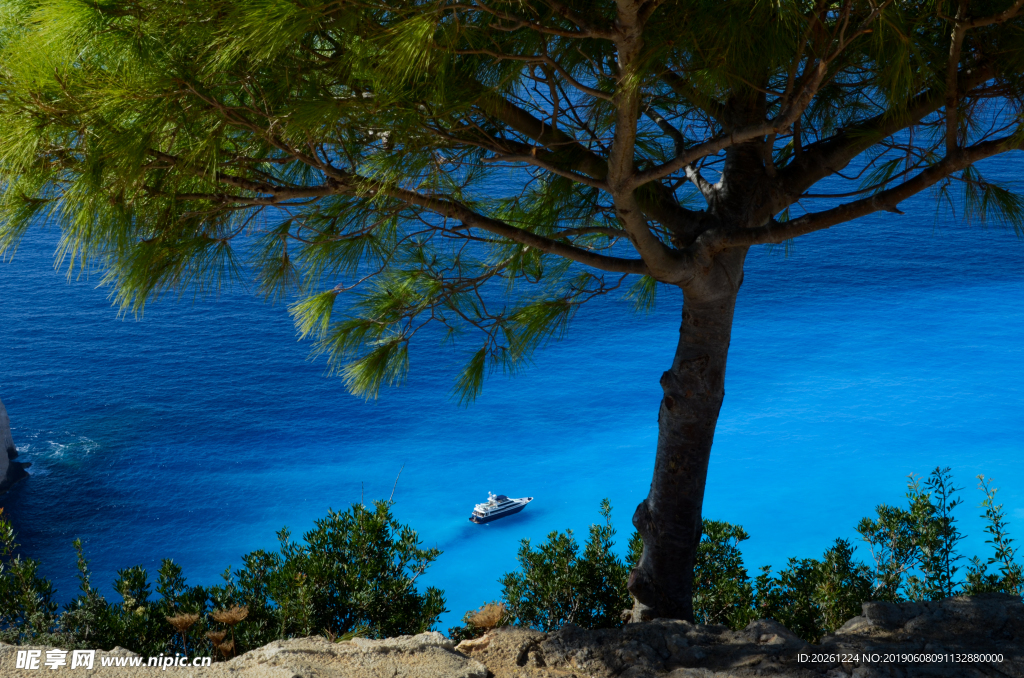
top-left (628, 247), bottom-right (747, 622)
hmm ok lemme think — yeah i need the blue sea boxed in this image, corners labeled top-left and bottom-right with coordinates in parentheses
top-left (1, 154), bottom-right (1023, 631)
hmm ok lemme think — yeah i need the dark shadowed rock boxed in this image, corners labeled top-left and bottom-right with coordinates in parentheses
top-left (0, 396), bottom-right (29, 495)
top-left (457, 593), bottom-right (1024, 678)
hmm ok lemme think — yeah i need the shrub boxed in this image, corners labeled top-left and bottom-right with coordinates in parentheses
top-left (227, 501), bottom-right (446, 644)
top-left (691, 519), bottom-right (756, 629)
top-left (500, 499), bottom-right (631, 631)
top-left (494, 467), bottom-right (1021, 644)
top-left (52, 547), bottom-right (209, 655)
top-left (753, 539), bottom-right (874, 643)
top-left (686, 467), bottom-right (1021, 642)
top-left (0, 501), bottom-right (445, 655)
top-left (4, 468), bottom-right (1022, 649)
top-left (963, 476), bottom-right (1024, 596)
top-left (0, 510), bottom-right (61, 645)
top-left (856, 467), bottom-right (967, 602)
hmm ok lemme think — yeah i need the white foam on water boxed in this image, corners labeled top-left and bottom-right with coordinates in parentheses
top-left (12, 433), bottom-right (99, 476)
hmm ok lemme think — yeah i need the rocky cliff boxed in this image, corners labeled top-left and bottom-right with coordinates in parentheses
top-left (1, 593), bottom-right (1021, 677)
top-left (0, 397), bottom-right (29, 495)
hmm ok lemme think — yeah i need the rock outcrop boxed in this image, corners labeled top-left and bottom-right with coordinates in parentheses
top-left (0, 631), bottom-right (487, 677)
top-left (0, 397), bottom-right (29, 495)
top-left (456, 593), bottom-right (1024, 678)
top-left (2, 594), bottom-right (1021, 677)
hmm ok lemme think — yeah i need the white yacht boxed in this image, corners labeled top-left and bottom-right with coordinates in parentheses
top-left (469, 492), bottom-right (533, 524)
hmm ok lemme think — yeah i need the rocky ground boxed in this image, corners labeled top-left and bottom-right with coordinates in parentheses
top-left (2, 593), bottom-right (1021, 677)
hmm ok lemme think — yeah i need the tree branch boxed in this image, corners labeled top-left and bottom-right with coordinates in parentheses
top-left (632, 0), bottom-right (895, 189)
top-left (643, 106), bottom-right (717, 204)
top-left (776, 64), bottom-right (996, 203)
top-left (702, 135), bottom-right (1023, 253)
top-left (965, 0), bottom-right (1024, 28)
top-left (454, 0), bottom-right (615, 39)
top-left (148, 149), bottom-right (647, 275)
top-left (387, 186), bottom-right (649, 275)
top-left (946, 2), bottom-right (969, 157)
top-left (476, 86), bottom-right (705, 236)
top-left (659, 69), bottom-right (727, 126)
top-left (480, 153), bottom-right (608, 189)
top-left (606, 0), bottom-right (685, 281)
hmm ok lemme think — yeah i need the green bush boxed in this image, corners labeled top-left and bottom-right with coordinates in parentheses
top-left (702, 469), bottom-right (1022, 641)
top-left (687, 468), bottom-right (1021, 642)
top-left (500, 499), bottom-right (631, 631)
top-left (962, 475), bottom-right (1024, 596)
top-left (691, 519), bottom-right (756, 629)
top-left (0, 501), bottom-right (445, 655)
top-left (230, 501), bottom-right (446, 643)
top-left (490, 504), bottom-right (877, 642)
top-left (855, 467), bottom-right (967, 602)
top-left (664, 520), bottom-right (871, 642)
top-left (751, 539), bottom-right (874, 642)
top-left (492, 467), bottom-right (1022, 643)
top-left (0, 513), bottom-right (61, 645)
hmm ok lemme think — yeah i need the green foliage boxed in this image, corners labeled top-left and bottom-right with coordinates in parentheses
top-left (500, 499), bottom-right (631, 631)
top-left (229, 501), bottom-right (446, 642)
top-left (495, 468), bottom-right (1022, 643)
top-left (0, 511), bottom-right (60, 645)
top-left (626, 529), bottom-right (643, 571)
top-left (701, 468), bottom-right (1020, 642)
top-left (856, 467), bottom-right (967, 602)
top-left (755, 540), bottom-right (874, 643)
top-left (919, 468), bottom-right (967, 599)
top-left (963, 476), bottom-right (1024, 597)
top-left (0, 502), bottom-right (444, 655)
top-left (628, 520), bottom-right (875, 644)
top-left (691, 520), bottom-right (755, 629)
top-left (667, 468), bottom-right (1013, 642)
top-left (2, 0), bottom-right (1019, 405)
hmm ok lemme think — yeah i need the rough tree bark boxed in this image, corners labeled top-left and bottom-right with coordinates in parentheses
top-left (623, 89), bottom-right (767, 621)
top-left (628, 246), bottom-right (748, 622)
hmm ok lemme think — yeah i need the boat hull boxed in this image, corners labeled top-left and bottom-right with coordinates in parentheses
top-left (469, 503), bottom-right (527, 524)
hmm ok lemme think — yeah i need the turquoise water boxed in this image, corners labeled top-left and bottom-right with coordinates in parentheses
top-left (1, 155), bottom-right (1023, 629)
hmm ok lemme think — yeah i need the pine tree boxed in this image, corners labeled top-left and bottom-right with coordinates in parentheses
top-left (1, 0), bottom-right (1022, 621)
